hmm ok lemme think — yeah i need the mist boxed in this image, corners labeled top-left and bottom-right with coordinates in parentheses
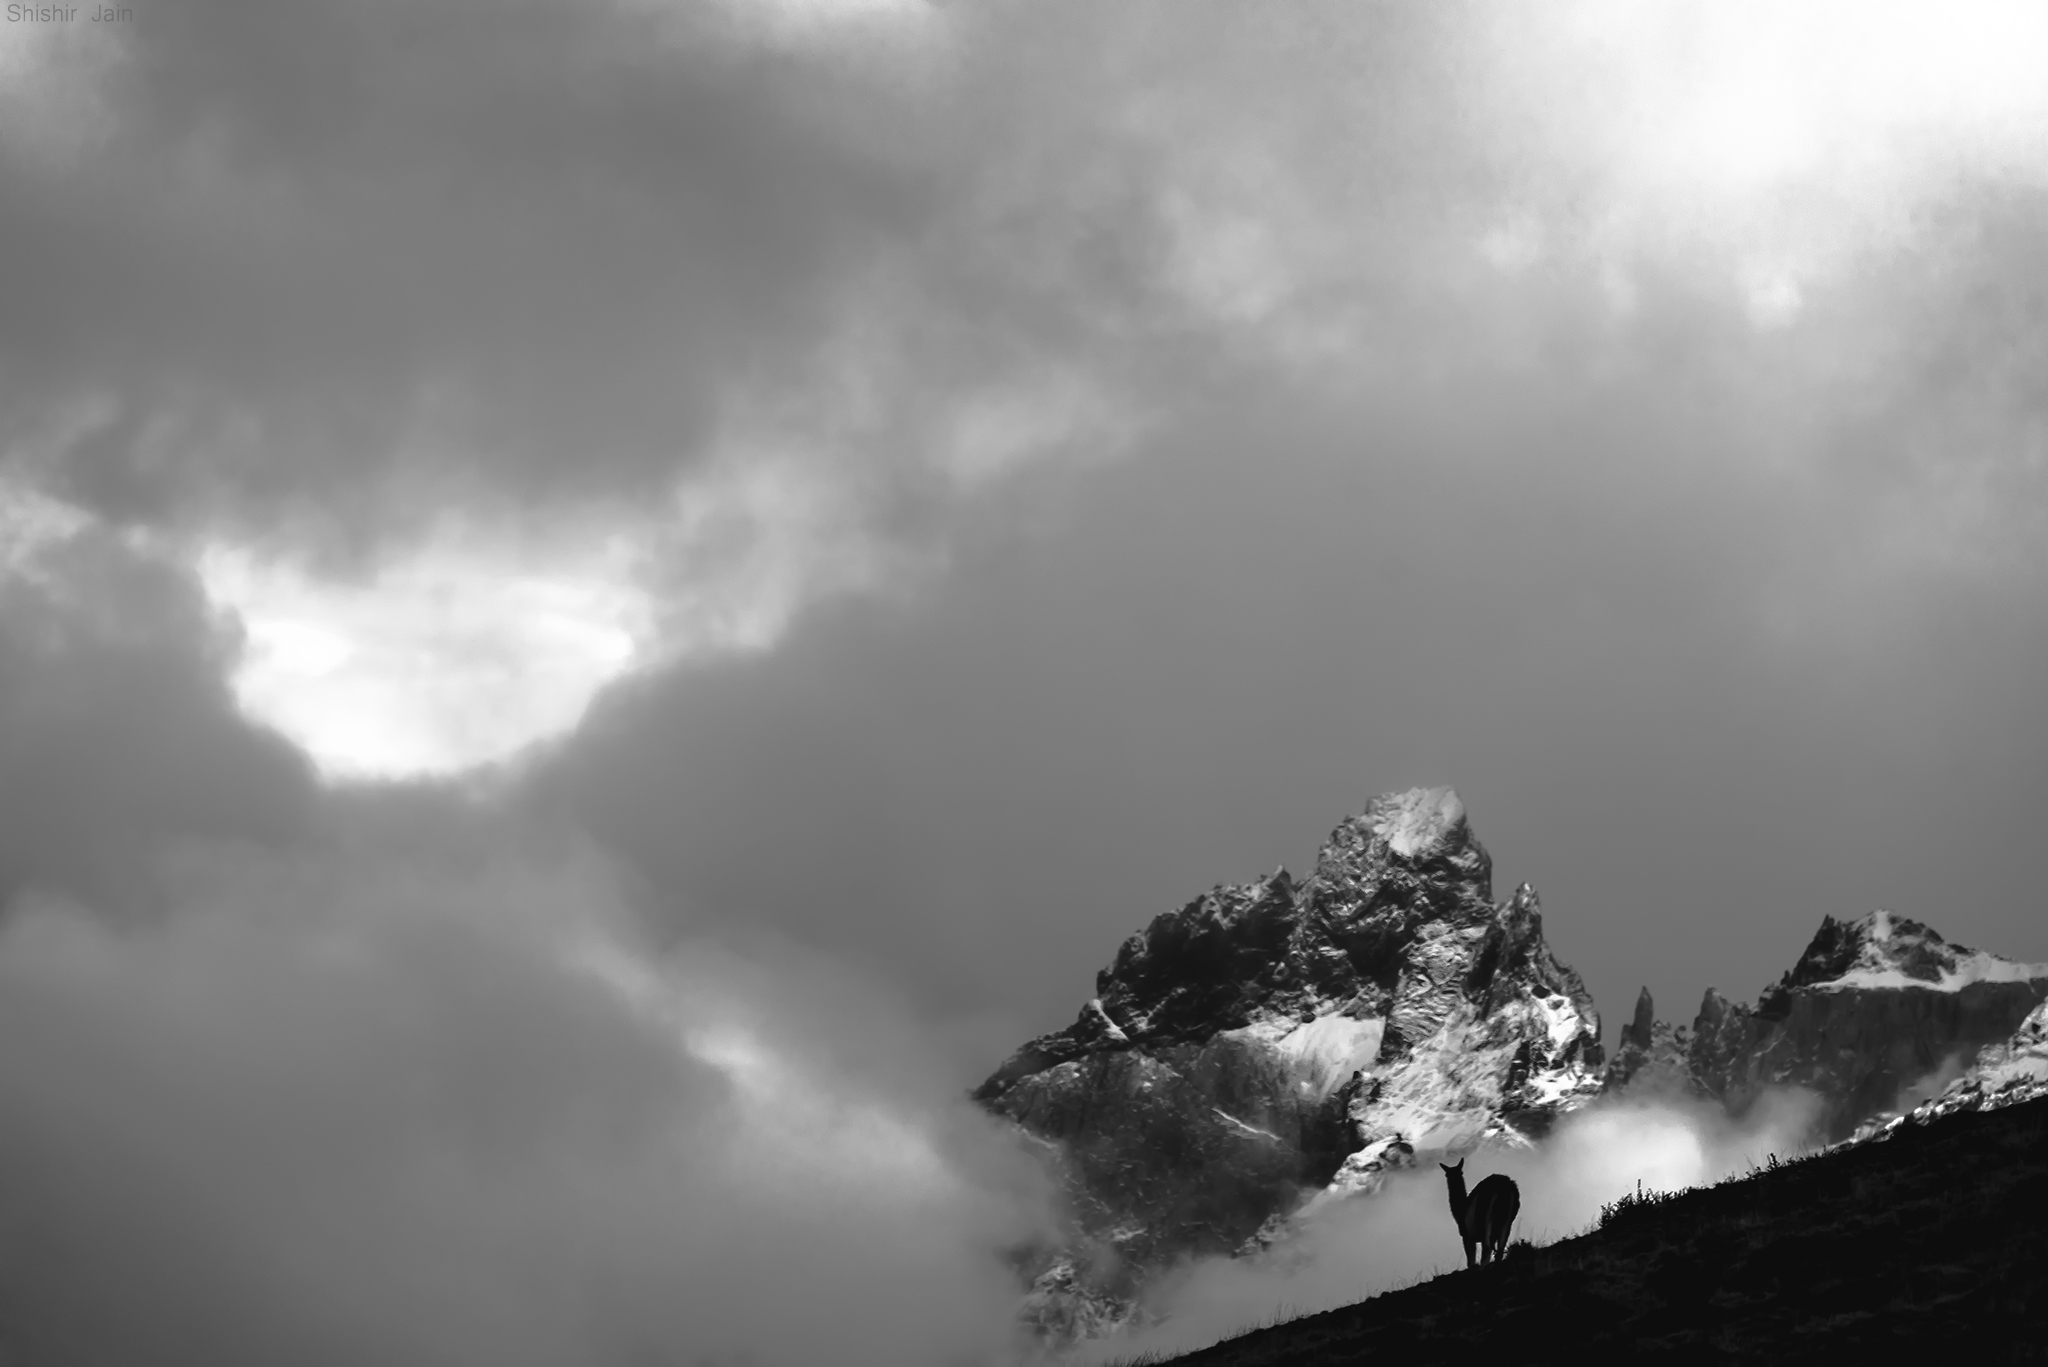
top-left (1084, 1089), bottom-right (1825, 1363)
top-left (0, 816), bottom-right (1053, 1367)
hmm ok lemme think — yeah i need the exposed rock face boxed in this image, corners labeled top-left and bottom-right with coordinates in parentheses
top-left (1014, 1254), bottom-right (1135, 1348)
top-left (1956, 996), bottom-right (2048, 1097)
top-left (1600, 986), bottom-right (1694, 1096)
top-left (1610, 911), bottom-right (2048, 1141)
top-left (981, 789), bottom-right (2048, 1349)
top-left (1841, 997), bottom-right (2048, 1146)
top-left (974, 788), bottom-right (1604, 1329)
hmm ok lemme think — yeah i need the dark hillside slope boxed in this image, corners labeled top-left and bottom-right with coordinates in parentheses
top-left (1161, 1093), bottom-right (2048, 1365)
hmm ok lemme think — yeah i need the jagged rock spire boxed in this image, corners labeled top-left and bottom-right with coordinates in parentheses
top-left (1624, 986), bottom-right (1656, 1051)
top-left (1607, 911), bottom-right (2048, 1138)
top-left (976, 786), bottom-right (1605, 1330)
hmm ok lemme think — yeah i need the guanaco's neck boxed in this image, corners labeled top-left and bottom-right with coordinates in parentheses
top-left (1443, 1168), bottom-right (1468, 1218)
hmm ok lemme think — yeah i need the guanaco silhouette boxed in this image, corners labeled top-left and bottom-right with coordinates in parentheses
top-left (1440, 1158), bottom-right (1520, 1268)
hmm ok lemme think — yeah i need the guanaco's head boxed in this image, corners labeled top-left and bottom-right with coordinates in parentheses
top-left (1439, 1159), bottom-right (1465, 1174)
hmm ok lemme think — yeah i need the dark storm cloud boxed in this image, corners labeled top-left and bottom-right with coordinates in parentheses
top-left (546, 252), bottom-right (2048, 1051)
top-left (0, 522), bottom-right (315, 911)
top-left (0, 826), bottom-right (1050, 1366)
top-left (0, 1), bottom-right (1520, 564)
top-left (0, 0), bottom-right (953, 548)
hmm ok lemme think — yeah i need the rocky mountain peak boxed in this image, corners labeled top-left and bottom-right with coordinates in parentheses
top-left (1309, 786), bottom-right (1491, 928)
top-left (975, 786), bottom-right (1605, 1337)
top-left (1606, 911), bottom-right (2048, 1140)
top-left (1771, 910), bottom-right (1954, 996)
top-left (1601, 986), bottom-right (1695, 1094)
top-left (1758, 909), bottom-right (2048, 1019)
top-left (981, 784), bottom-right (2048, 1348)
top-left (1367, 785), bottom-right (1471, 860)
top-left (1489, 882), bottom-right (1589, 1005)
top-left (1086, 867), bottom-right (1301, 1047)
top-left (1624, 986), bottom-right (1656, 1050)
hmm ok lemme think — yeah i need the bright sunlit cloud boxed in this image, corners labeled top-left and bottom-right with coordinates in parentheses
top-left (0, 9), bottom-right (121, 161)
top-left (192, 448), bottom-right (938, 780)
top-left (1471, 0), bottom-right (2048, 322)
top-left (199, 531), bottom-right (656, 781)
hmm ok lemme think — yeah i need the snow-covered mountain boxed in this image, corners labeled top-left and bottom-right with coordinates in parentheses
top-left (1606, 910), bottom-right (2048, 1138)
top-left (978, 791), bottom-right (2048, 1345)
top-left (976, 787), bottom-right (1605, 1339)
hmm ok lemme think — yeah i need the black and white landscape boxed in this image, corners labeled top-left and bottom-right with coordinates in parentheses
top-left (1, 3), bottom-right (2046, 1364)
top-left (976, 786), bottom-right (2048, 1354)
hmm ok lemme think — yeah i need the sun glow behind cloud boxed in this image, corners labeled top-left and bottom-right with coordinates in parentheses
top-left (197, 532), bottom-right (656, 781)
top-left (1467, 0), bottom-right (2048, 323)
top-left (190, 446), bottom-right (940, 780)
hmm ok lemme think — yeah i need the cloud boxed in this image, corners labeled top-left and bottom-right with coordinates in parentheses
top-left (0, 0), bottom-right (1172, 771)
top-left (1082, 1088), bottom-right (1827, 1363)
top-left (0, 480), bottom-right (314, 910)
top-left (0, 812), bottom-right (1054, 1367)
top-left (534, 300), bottom-right (2048, 1042)
top-left (3, 0), bottom-right (906, 517)
top-left (10, 1), bottom-right (2048, 778)
top-left (0, 494), bottom-right (1057, 1362)
top-left (197, 525), bottom-right (657, 778)
top-left (0, 0), bottom-right (1139, 553)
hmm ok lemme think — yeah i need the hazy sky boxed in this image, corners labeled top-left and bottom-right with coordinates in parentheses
top-left (2, 3), bottom-right (2047, 1359)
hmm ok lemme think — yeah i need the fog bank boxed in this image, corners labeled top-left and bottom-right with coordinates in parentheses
top-left (0, 825), bottom-right (1052, 1367)
top-left (1088, 1089), bottom-right (1824, 1362)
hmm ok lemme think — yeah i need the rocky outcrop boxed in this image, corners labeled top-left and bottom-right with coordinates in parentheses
top-left (1608, 911), bottom-right (2048, 1141)
top-left (1838, 997), bottom-right (2048, 1147)
top-left (981, 784), bottom-right (2048, 1350)
top-left (1600, 986), bottom-right (1694, 1096)
top-left (975, 788), bottom-right (1605, 1335)
top-left (1955, 996), bottom-right (2048, 1098)
top-left (1014, 1253), bottom-right (1136, 1348)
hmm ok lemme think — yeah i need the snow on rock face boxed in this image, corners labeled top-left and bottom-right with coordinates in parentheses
top-left (1966, 997), bottom-right (2048, 1092)
top-left (1371, 785), bottom-right (1466, 858)
top-left (1267, 1013), bottom-right (1386, 1098)
top-left (974, 788), bottom-right (1603, 1338)
top-left (1779, 908), bottom-right (2048, 993)
top-left (1015, 1254), bottom-right (1135, 1349)
top-left (1839, 998), bottom-right (2048, 1148)
top-left (1608, 911), bottom-right (2048, 1142)
top-left (1300, 1134), bottom-right (1418, 1213)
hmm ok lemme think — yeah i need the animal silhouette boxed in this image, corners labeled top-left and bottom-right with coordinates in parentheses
top-left (1440, 1159), bottom-right (1520, 1268)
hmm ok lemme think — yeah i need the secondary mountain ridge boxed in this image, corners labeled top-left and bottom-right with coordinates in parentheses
top-left (1606, 907), bottom-right (2048, 1137)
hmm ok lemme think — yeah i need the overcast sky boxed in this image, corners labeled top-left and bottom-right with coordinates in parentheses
top-left (2, 2), bottom-right (2046, 1359)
